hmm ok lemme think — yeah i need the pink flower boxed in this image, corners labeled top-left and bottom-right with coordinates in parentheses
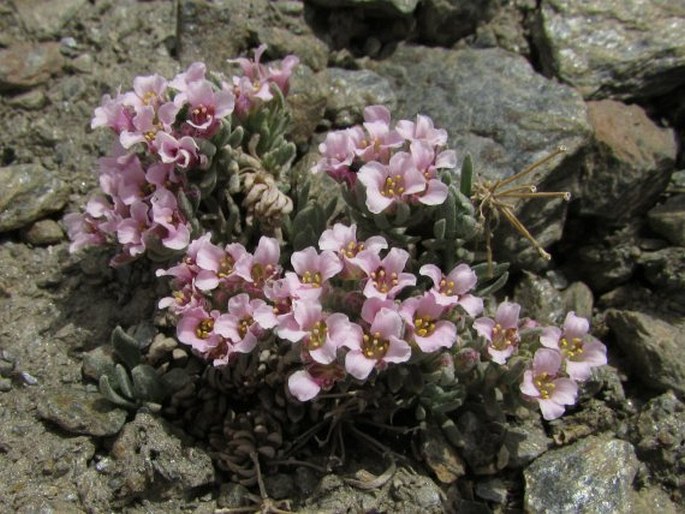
top-left (358, 152), bottom-right (426, 214)
top-left (91, 90), bottom-right (134, 133)
top-left (355, 247), bottom-right (416, 300)
top-left (278, 301), bottom-right (350, 364)
top-left (473, 301), bottom-right (521, 364)
top-left (540, 312), bottom-right (607, 382)
top-left (154, 132), bottom-right (199, 169)
top-left (311, 128), bottom-right (359, 186)
top-left (318, 223), bottom-right (387, 278)
top-left (182, 80), bottom-right (235, 136)
top-left (288, 363), bottom-right (346, 401)
top-left (116, 200), bottom-right (151, 257)
top-left (520, 348), bottom-right (578, 420)
top-left (395, 113), bottom-right (447, 147)
top-left (124, 73), bottom-right (168, 111)
top-left (399, 293), bottom-right (457, 353)
top-left (420, 263), bottom-right (483, 316)
top-left (156, 233), bottom-right (213, 284)
top-left (234, 236), bottom-right (281, 290)
top-left (150, 187), bottom-right (190, 250)
top-left (286, 247), bottom-right (342, 299)
top-left (169, 62), bottom-right (207, 94)
top-left (342, 308), bottom-right (410, 380)
top-left (177, 307), bottom-right (223, 354)
top-left (64, 212), bottom-right (107, 253)
top-left (408, 141), bottom-right (450, 206)
top-left (354, 105), bottom-right (403, 164)
top-left (194, 241), bottom-right (248, 291)
top-left (214, 293), bottom-right (277, 354)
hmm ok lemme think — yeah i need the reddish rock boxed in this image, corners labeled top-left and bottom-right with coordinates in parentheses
top-left (0, 42), bottom-right (64, 91)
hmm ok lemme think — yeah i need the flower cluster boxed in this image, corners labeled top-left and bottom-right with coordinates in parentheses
top-left (65, 46), bottom-right (298, 265)
top-left (474, 304), bottom-right (607, 419)
top-left (312, 106), bottom-right (455, 213)
top-left (158, 222), bottom-right (482, 401)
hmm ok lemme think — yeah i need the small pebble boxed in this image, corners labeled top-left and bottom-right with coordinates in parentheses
top-left (0, 378), bottom-right (12, 391)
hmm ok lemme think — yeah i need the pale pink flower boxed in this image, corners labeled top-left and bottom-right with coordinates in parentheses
top-left (354, 105), bottom-right (403, 164)
top-left (150, 187), bottom-right (190, 250)
top-left (473, 301), bottom-right (521, 364)
top-left (214, 293), bottom-right (277, 354)
top-left (342, 308), bottom-right (410, 380)
top-left (64, 212), bottom-right (107, 253)
top-left (234, 236), bottom-right (281, 289)
top-left (183, 80), bottom-right (235, 136)
top-left (286, 247), bottom-right (342, 299)
top-left (399, 293), bottom-right (457, 353)
top-left (169, 62), bottom-right (207, 94)
top-left (288, 363), bottom-right (346, 401)
top-left (91, 89), bottom-right (134, 133)
top-left (408, 141), bottom-right (450, 206)
top-left (358, 152), bottom-right (426, 214)
top-left (116, 200), bottom-right (151, 257)
top-left (540, 312), bottom-right (607, 382)
top-left (318, 223), bottom-right (387, 278)
top-left (311, 128), bottom-right (359, 186)
top-left (124, 73), bottom-right (168, 111)
top-left (194, 241), bottom-right (248, 291)
top-left (156, 233), bottom-right (213, 284)
top-left (420, 263), bottom-right (483, 316)
top-left (177, 307), bottom-right (223, 354)
top-left (278, 301), bottom-right (350, 364)
top-left (154, 132), bottom-right (199, 168)
top-left (520, 348), bottom-right (578, 420)
top-left (354, 247), bottom-right (416, 300)
top-left (157, 282), bottom-right (205, 315)
top-left (395, 113), bottom-right (448, 147)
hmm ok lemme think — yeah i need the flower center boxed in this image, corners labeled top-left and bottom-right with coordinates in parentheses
top-left (414, 315), bottom-right (436, 338)
top-left (142, 91), bottom-right (158, 105)
top-left (559, 336), bottom-right (584, 359)
top-left (195, 318), bottom-right (214, 339)
top-left (362, 331), bottom-right (389, 360)
top-left (301, 270), bottom-right (322, 287)
top-left (342, 240), bottom-right (364, 259)
top-left (251, 263), bottom-right (275, 285)
top-left (534, 372), bottom-right (556, 399)
top-left (190, 104), bottom-right (214, 127)
top-left (238, 316), bottom-right (254, 339)
top-left (491, 323), bottom-right (518, 351)
top-left (381, 174), bottom-right (405, 198)
top-left (217, 255), bottom-right (235, 278)
top-left (370, 267), bottom-right (399, 294)
top-left (307, 321), bottom-right (328, 350)
top-left (438, 277), bottom-right (455, 296)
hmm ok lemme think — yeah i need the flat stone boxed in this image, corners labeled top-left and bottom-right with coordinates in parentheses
top-left (322, 67), bottom-right (397, 127)
top-left (639, 247), bottom-right (685, 292)
top-left (6, 89), bottom-right (47, 110)
top-left (560, 281), bottom-right (594, 321)
top-left (12, 0), bottom-right (88, 39)
top-left (20, 219), bottom-right (64, 246)
top-left (110, 412), bottom-right (215, 501)
top-left (577, 100), bottom-right (677, 219)
top-left (37, 387), bottom-right (127, 437)
top-left (503, 422), bottom-right (553, 469)
top-left (534, 0), bottom-right (685, 99)
top-left (605, 309), bottom-right (685, 395)
top-left (0, 163), bottom-right (69, 232)
top-left (417, 0), bottom-right (500, 46)
top-left (524, 436), bottom-right (638, 514)
top-left (648, 194), bottom-right (685, 247)
top-left (0, 42), bottom-right (64, 91)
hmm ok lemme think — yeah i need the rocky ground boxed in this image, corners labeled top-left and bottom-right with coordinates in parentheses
top-left (0, 0), bottom-right (684, 512)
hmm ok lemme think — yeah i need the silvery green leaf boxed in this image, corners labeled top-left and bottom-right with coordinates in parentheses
top-left (111, 326), bottom-right (141, 369)
top-left (131, 364), bottom-right (166, 403)
top-left (99, 375), bottom-right (138, 409)
top-left (227, 125), bottom-right (244, 148)
top-left (114, 363), bottom-right (135, 400)
top-left (433, 218), bottom-right (446, 239)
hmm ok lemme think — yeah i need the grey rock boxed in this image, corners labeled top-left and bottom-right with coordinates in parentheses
top-left (0, 42), bottom-right (64, 91)
top-left (631, 486), bottom-right (681, 514)
top-left (475, 478), bottom-right (508, 504)
top-left (0, 164), bottom-right (69, 232)
top-left (264, 473), bottom-right (296, 500)
top-left (649, 194), bottom-right (685, 247)
top-left (524, 436), bottom-right (638, 514)
top-left (177, 0), bottom-right (256, 71)
top-left (639, 247), bottom-right (685, 291)
top-left (12, 0), bottom-right (87, 39)
top-left (417, 0), bottom-right (500, 46)
top-left (322, 67), bottom-right (397, 127)
top-left (0, 378), bottom-right (11, 392)
top-left (370, 45), bottom-right (590, 267)
top-left (576, 100), bottom-right (677, 219)
top-left (20, 219), bottom-right (64, 246)
top-left (308, 0), bottom-right (419, 15)
top-left (575, 237), bottom-right (640, 293)
top-left (6, 89), bottom-right (47, 110)
top-left (110, 412), bottom-right (215, 502)
top-left (514, 271), bottom-right (565, 325)
top-left (605, 309), bottom-right (685, 395)
top-left (37, 386), bottom-right (127, 437)
top-left (256, 26), bottom-right (329, 72)
top-left (503, 422), bottom-right (553, 469)
top-left (632, 392), bottom-right (685, 495)
top-left (81, 345), bottom-right (116, 383)
top-left (287, 65), bottom-right (328, 146)
top-left (534, 0), bottom-right (685, 99)
top-left (68, 53), bottom-right (95, 75)
top-left (560, 281), bottom-right (594, 322)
